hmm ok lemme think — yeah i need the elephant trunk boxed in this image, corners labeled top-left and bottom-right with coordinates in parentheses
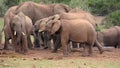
top-left (16, 32), bottom-right (22, 45)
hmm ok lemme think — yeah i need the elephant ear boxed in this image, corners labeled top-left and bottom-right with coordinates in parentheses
top-left (9, 12), bottom-right (15, 18)
top-left (17, 12), bottom-right (26, 20)
top-left (51, 20), bottom-right (61, 34)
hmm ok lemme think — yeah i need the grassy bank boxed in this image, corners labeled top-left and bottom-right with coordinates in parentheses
top-left (0, 58), bottom-right (120, 68)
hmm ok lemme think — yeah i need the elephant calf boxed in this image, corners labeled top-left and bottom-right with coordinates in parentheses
top-left (9, 12), bottom-right (33, 54)
top-left (97, 26), bottom-right (120, 48)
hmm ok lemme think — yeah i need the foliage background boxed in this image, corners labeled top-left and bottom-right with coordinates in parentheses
top-left (0, 0), bottom-right (120, 29)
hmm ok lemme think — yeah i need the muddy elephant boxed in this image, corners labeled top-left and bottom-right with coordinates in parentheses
top-left (14, 1), bottom-right (72, 48)
top-left (3, 6), bottom-right (18, 49)
top-left (38, 15), bottom-right (103, 56)
top-left (9, 12), bottom-right (33, 54)
top-left (97, 26), bottom-right (120, 48)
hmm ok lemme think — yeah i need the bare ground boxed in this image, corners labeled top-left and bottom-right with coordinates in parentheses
top-left (0, 47), bottom-right (120, 61)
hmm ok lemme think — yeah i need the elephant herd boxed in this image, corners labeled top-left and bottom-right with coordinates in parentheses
top-left (1, 1), bottom-right (120, 56)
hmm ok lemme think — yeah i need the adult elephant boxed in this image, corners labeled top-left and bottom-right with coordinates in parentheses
top-left (9, 12), bottom-right (33, 54)
top-left (38, 15), bottom-right (103, 56)
top-left (59, 9), bottom-right (96, 28)
top-left (14, 1), bottom-right (72, 48)
top-left (97, 26), bottom-right (120, 48)
top-left (3, 6), bottom-right (18, 49)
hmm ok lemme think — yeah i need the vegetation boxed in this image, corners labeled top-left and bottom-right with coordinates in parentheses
top-left (0, 0), bottom-right (120, 31)
top-left (0, 58), bottom-right (120, 68)
top-left (103, 10), bottom-right (120, 28)
top-left (87, 0), bottom-right (120, 16)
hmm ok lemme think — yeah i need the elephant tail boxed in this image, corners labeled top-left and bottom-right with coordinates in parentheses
top-left (94, 39), bottom-right (104, 54)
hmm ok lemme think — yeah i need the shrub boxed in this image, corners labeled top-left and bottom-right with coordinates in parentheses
top-left (0, 0), bottom-right (8, 17)
top-left (103, 10), bottom-right (120, 28)
top-left (87, 0), bottom-right (120, 15)
top-left (69, 0), bottom-right (90, 11)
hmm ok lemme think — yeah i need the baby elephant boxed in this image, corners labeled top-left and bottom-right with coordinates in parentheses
top-left (9, 12), bottom-right (33, 54)
top-left (97, 26), bottom-right (120, 48)
top-left (38, 15), bottom-right (99, 57)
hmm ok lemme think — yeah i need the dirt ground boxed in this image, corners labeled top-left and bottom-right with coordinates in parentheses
top-left (0, 47), bottom-right (120, 68)
top-left (0, 47), bottom-right (120, 60)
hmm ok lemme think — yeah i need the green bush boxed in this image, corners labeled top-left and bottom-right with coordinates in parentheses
top-left (96, 24), bottom-right (106, 32)
top-left (103, 10), bottom-right (120, 28)
top-left (69, 0), bottom-right (90, 11)
top-left (0, 0), bottom-right (8, 17)
top-left (87, 0), bottom-right (120, 15)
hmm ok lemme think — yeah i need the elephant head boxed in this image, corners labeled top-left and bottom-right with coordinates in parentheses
top-left (10, 12), bottom-right (26, 45)
top-left (37, 14), bottom-right (60, 33)
top-left (33, 15), bottom-right (60, 48)
top-left (45, 19), bottom-right (61, 35)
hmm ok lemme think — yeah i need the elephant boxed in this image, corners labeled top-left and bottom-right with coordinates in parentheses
top-left (14, 1), bottom-right (72, 48)
top-left (3, 6), bottom-right (18, 49)
top-left (34, 10), bottom-right (103, 52)
top-left (59, 10), bottom-right (96, 28)
top-left (97, 26), bottom-right (120, 48)
top-left (34, 15), bottom-right (62, 51)
top-left (38, 15), bottom-right (103, 56)
top-left (9, 12), bottom-right (33, 54)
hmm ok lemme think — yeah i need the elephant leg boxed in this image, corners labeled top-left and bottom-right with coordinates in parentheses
top-left (12, 36), bottom-right (21, 53)
top-left (88, 44), bottom-right (93, 56)
top-left (38, 33), bottom-right (45, 49)
top-left (72, 42), bottom-right (78, 48)
top-left (61, 32), bottom-right (69, 56)
top-left (33, 30), bottom-right (40, 48)
top-left (52, 35), bottom-right (61, 53)
top-left (34, 37), bottom-right (40, 48)
top-left (52, 36), bottom-right (58, 53)
top-left (82, 43), bottom-right (89, 57)
top-left (46, 40), bottom-right (52, 49)
top-left (4, 37), bottom-right (9, 50)
top-left (21, 35), bottom-right (28, 54)
top-left (95, 39), bottom-right (104, 54)
top-left (27, 36), bottom-right (33, 50)
top-left (67, 42), bottom-right (71, 53)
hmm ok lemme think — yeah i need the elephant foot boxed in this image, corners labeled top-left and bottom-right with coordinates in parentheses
top-left (44, 47), bottom-right (48, 49)
top-left (29, 47), bottom-right (34, 50)
top-left (99, 49), bottom-right (104, 54)
top-left (3, 48), bottom-right (9, 50)
top-left (34, 45), bottom-right (40, 48)
top-left (63, 54), bottom-right (69, 57)
top-left (15, 50), bottom-right (28, 55)
top-left (3, 45), bottom-right (10, 50)
top-left (63, 52), bottom-right (69, 57)
top-left (20, 50), bottom-right (28, 55)
top-left (81, 54), bottom-right (92, 57)
top-left (51, 50), bottom-right (57, 53)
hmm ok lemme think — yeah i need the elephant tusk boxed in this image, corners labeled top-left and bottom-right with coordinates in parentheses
top-left (39, 29), bottom-right (43, 32)
top-left (22, 32), bottom-right (26, 36)
top-left (14, 31), bottom-right (16, 35)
